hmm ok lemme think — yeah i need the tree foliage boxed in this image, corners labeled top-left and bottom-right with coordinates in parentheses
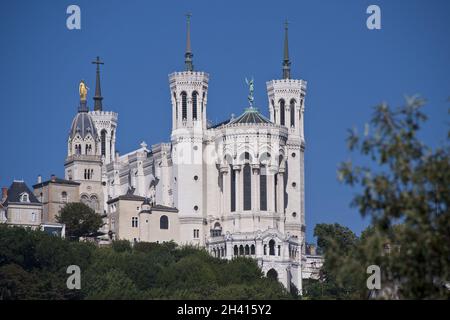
top-left (333, 96), bottom-right (449, 299)
top-left (0, 225), bottom-right (292, 300)
top-left (56, 202), bottom-right (104, 241)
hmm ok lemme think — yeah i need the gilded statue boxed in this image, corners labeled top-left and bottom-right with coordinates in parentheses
top-left (79, 80), bottom-right (89, 101)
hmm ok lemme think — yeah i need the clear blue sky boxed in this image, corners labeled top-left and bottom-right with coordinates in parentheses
top-left (0, 0), bottom-right (449, 242)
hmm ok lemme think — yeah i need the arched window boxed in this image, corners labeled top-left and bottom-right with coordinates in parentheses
top-left (192, 91), bottom-right (198, 120)
top-left (234, 245), bottom-right (238, 256)
top-left (269, 239), bottom-right (276, 256)
top-left (260, 165), bottom-right (267, 211)
top-left (181, 91), bottom-right (187, 120)
top-left (31, 212), bottom-right (36, 222)
top-left (90, 195), bottom-right (98, 211)
top-left (290, 99), bottom-right (296, 127)
top-left (267, 268), bottom-right (278, 281)
top-left (243, 162), bottom-right (252, 211)
top-left (264, 244), bottom-right (267, 255)
top-left (279, 99), bottom-right (285, 126)
top-left (251, 244), bottom-right (255, 255)
top-left (239, 245), bottom-right (244, 256)
top-left (160, 215), bottom-right (169, 229)
top-left (101, 130), bottom-right (107, 157)
top-left (61, 191), bottom-right (68, 203)
top-left (245, 245), bottom-right (250, 255)
top-left (81, 194), bottom-right (89, 205)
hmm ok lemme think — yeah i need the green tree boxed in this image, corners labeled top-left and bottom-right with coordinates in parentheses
top-left (56, 202), bottom-right (103, 241)
top-left (303, 223), bottom-right (361, 299)
top-left (338, 96), bottom-right (450, 299)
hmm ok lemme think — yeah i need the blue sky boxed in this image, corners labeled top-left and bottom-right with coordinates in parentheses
top-left (0, 0), bottom-right (449, 242)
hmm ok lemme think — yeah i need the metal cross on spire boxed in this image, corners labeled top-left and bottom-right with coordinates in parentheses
top-left (92, 56), bottom-right (104, 111)
top-left (184, 13), bottom-right (194, 71)
top-left (282, 19), bottom-right (291, 79)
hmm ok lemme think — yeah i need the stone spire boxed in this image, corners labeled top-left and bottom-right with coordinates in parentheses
top-left (184, 13), bottom-right (194, 72)
top-left (282, 20), bottom-right (291, 79)
top-left (92, 56), bottom-right (104, 111)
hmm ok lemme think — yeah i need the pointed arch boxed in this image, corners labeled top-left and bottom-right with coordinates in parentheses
top-left (290, 99), bottom-right (296, 127)
top-left (279, 99), bottom-right (285, 126)
top-left (192, 91), bottom-right (198, 120)
top-left (181, 91), bottom-right (187, 120)
top-left (100, 129), bottom-right (107, 157)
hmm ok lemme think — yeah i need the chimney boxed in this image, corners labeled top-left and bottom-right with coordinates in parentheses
top-left (1, 187), bottom-right (7, 202)
top-left (51, 174), bottom-right (56, 182)
top-left (37, 175), bottom-right (42, 183)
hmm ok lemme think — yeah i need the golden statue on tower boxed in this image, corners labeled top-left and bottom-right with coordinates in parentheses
top-left (79, 80), bottom-right (89, 101)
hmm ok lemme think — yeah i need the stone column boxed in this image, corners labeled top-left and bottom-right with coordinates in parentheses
top-left (220, 165), bottom-right (229, 214)
top-left (251, 164), bottom-right (260, 213)
top-left (277, 169), bottom-right (285, 214)
top-left (267, 167), bottom-right (276, 212)
top-left (233, 165), bottom-right (242, 212)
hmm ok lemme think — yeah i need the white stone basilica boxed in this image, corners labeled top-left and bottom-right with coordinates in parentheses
top-left (63, 18), bottom-right (313, 291)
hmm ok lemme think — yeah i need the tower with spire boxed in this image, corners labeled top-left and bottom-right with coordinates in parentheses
top-left (169, 14), bottom-right (209, 245)
top-left (266, 20), bottom-right (307, 248)
top-left (89, 56), bottom-right (118, 166)
top-left (65, 79), bottom-right (105, 215)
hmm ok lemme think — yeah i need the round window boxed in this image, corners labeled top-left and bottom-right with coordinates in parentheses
top-left (292, 182), bottom-right (297, 188)
top-left (194, 175), bottom-right (199, 181)
top-left (194, 205), bottom-right (199, 211)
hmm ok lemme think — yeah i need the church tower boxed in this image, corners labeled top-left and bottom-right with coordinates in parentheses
top-left (65, 82), bottom-right (104, 214)
top-left (89, 56), bottom-right (118, 166)
top-left (266, 21), bottom-right (307, 246)
top-left (170, 14), bottom-right (209, 245)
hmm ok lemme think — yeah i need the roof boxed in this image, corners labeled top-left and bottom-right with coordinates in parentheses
top-left (107, 194), bottom-right (146, 204)
top-left (230, 107), bottom-right (272, 125)
top-left (3, 181), bottom-right (41, 207)
top-left (33, 177), bottom-right (80, 189)
top-left (69, 111), bottom-right (97, 140)
top-left (151, 204), bottom-right (179, 213)
top-left (210, 107), bottom-right (272, 128)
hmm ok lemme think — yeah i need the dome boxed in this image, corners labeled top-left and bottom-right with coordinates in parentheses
top-left (229, 107), bottom-right (272, 125)
top-left (69, 111), bottom-right (97, 140)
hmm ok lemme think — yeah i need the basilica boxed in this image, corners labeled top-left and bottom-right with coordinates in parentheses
top-left (58, 18), bottom-right (319, 291)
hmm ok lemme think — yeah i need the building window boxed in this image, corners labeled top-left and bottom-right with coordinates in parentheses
top-left (20, 193), bottom-right (29, 203)
top-left (245, 245), bottom-right (250, 255)
top-left (192, 91), bottom-right (198, 120)
top-left (234, 245), bottom-right (238, 256)
top-left (243, 162), bottom-right (252, 211)
top-left (251, 244), bottom-right (255, 255)
top-left (181, 91), bottom-right (187, 120)
top-left (193, 229), bottom-right (199, 239)
top-left (193, 205), bottom-right (199, 211)
top-left (279, 99), bottom-right (285, 126)
top-left (269, 239), bottom-right (276, 256)
top-left (260, 166), bottom-right (267, 211)
top-left (230, 165), bottom-right (236, 212)
top-left (290, 99), bottom-right (296, 127)
top-left (61, 191), bottom-right (68, 203)
top-left (31, 212), bottom-right (36, 222)
top-left (90, 195), bottom-right (99, 211)
top-left (101, 130), bottom-right (107, 157)
top-left (160, 215), bottom-right (169, 229)
top-left (211, 222), bottom-right (222, 237)
top-left (132, 217), bottom-right (138, 228)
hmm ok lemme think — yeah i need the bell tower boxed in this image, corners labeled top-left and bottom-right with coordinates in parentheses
top-left (266, 20), bottom-right (307, 244)
top-left (170, 14), bottom-right (208, 245)
top-left (89, 56), bottom-right (118, 166)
